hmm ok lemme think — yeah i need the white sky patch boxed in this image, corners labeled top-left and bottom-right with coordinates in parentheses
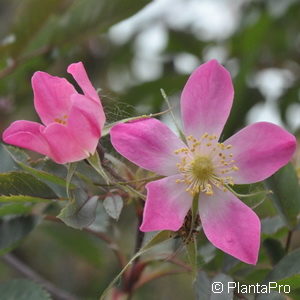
top-left (134, 23), bottom-right (168, 56)
top-left (131, 56), bottom-right (163, 82)
top-left (286, 103), bottom-right (300, 131)
top-left (108, 0), bottom-right (298, 129)
top-left (246, 102), bottom-right (283, 127)
top-left (174, 52), bottom-right (200, 74)
top-left (254, 68), bottom-right (294, 100)
top-left (203, 45), bottom-right (228, 63)
top-left (109, 0), bottom-right (243, 44)
top-left (107, 67), bottom-right (134, 93)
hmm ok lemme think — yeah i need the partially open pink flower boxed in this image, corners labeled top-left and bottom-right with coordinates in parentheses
top-left (2, 62), bottom-right (105, 164)
top-left (110, 60), bottom-right (296, 264)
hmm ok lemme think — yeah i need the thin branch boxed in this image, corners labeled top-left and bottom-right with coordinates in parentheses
top-left (161, 256), bottom-right (192, 272)
top-left (44, 215), bottom-right (127, 268)
top-left (2, 253), bottom-right (78, 300)
top-left (133, 269), bottom-right (185, 291)
top-left (94, 175), bottom-right (163, 187)
top-left (285, 230), bottom-right (293, 253)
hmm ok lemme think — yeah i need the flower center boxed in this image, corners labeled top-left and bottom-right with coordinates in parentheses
top-left (54, 114), bottom-right (68, 125)
top-left (174, 133), bottom-right (239, 196)
top-left (191, 156), bottom-right (214, 181)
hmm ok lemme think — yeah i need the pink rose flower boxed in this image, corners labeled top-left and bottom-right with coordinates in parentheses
top-left (110, 60), bottom-right (296, 264)
top-left (2, 62), bottom-right (105, 164)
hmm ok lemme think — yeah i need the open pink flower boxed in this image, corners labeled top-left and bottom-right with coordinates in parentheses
top-left (2, 62), bottom-right (105, 164)
top-left (110, 60), bottom-right (296, 264)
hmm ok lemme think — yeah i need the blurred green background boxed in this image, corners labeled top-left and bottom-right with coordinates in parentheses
top-left (0, 0), bottom-right (300, 299)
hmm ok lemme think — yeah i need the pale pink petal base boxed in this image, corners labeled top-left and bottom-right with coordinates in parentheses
top-left (2, 120), bottom-right (51, 157)
top-left (199, 189), bottom-right (260, 264)
top-left (67, 94), bottom-right (103, 154)
top-left (225, 122), bottom-right (296, 184)
top-left (43, 123), bottom-right (87, 164)
top-left (110, 118), bottom-right (187, 176)
top-left (140, 175), bottom-right (193, 232)
top-left (181, 60), bottom-right (234, 139)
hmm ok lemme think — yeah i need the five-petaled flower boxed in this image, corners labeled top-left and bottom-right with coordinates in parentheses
top-left (110, 60), bottom-right (296, 264)
top-left (2, 62), bottom-right (105, 164)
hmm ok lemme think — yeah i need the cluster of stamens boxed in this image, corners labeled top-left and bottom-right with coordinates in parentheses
top-left (174, 133), bottom-right (239, 196)
top-left (54, 114), bottom-right (68, 125)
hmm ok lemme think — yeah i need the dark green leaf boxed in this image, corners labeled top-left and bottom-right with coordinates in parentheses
top-left (103, 194), bottom-right (123, 220)
top-left (264, 249), bottom-right (300, 291)
top-left (0, 279), bottom-right (51, 300)
top-left (265, 163), bottom-right (300, 229)
top-left (0, 215), bottom-right (39, 254)
top-left (186, 236), bottom-right (198, 277)
top-left (261, 215), bottom-right (286, 235)
top-left (58, 194), bottom-right (98, 229)
top-left (88, 201), bottom-right (109, 233)
top-left (0, 171), bottom-right (57, 199)
top-left (0, 195), bottom-right (52, 203)
top-left (0, 203), bottom-right (32, 217)
top-left (5, 146), bottom-right (75, 191)
top-left (0, 143), bottom-right (15, 172)
top-left (263, 238), bottom-right (285, 265)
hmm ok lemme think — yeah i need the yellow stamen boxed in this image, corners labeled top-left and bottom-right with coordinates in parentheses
top-left (174, 134), bottom-right (239, 196)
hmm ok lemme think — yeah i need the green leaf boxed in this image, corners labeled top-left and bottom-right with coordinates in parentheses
top-left (264, 249), bottom-right (300, 291)
top-left (66, 162), bottom-right (77, 198)
top-left (0, 172), bottom-right (57, 199)
top-left (0, 203), bottom-right (32, 217)
top-left (261, 215), bottom-right (286, 235)
top-left (88, 202), bottom-right (109, 233)
top-left (265, 163), bottom-right (300, 229)
top-left (99, 230), bottom-right (173, 299)
top-left (5, 146), bottom-right (75, 190)
top-left (198, 244), bottom-right (217, 264)
top-left (87, 151), bottom-right (110, 184)
top-left (0, 279), bottom-right (51, 300)
top-left (263, 238), bottom-right (285, 265)
top-left (0, 215), bottom-right (39, 254)
top-left (0, 195), bottom-right (52, 203)
top-left (195, 271), bottom-right (233, 300)
top-left (58, 194), bottom-right (98, 229)
top-left (0, 143), bottom-right (15, 172)
top-left (103, 194), bottom-right (123, 220)
top-left (186, 236), bottom-right (198, 278)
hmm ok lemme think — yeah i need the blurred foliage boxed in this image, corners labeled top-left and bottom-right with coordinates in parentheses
top-left (0, 0), bottom-right (300, 299)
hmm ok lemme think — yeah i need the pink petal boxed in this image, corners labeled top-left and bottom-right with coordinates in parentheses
top-left (110, 118), bottom-right (187, 176)
top-left (67, 94), bottom-right (103, 154)
top-left (225, 122), bottom-right (296, 184)
top-left (32, 71), bottom-right (76, 125)
top-left (2, 120), bottom-right (51, 157)
top-left (67, 62), bottom-right (105, 128)
top-left (67, 62), bottom-right (99, 101)
top-left (181, 59), bottom-right (234, 139)
top-left (140, 175), bottom-right (193, 232)
top-left (199, 189), bottom-right (260, 264)
top-left (43, 123), bottom-right (87, 164)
